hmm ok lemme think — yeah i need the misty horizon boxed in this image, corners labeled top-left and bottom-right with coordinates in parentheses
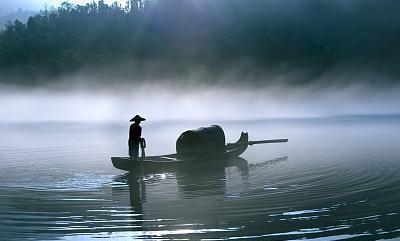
top-left (1, 81), bottom-right (399, 122)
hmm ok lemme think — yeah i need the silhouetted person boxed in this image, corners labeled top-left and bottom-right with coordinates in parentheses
top-left (129, 115), bottom-right (146, 161)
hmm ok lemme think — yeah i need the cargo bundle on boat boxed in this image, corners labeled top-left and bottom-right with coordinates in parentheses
top-left (176, 125), bottom-right (226, 159)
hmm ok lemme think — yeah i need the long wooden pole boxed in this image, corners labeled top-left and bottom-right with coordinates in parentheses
top-left (228, 138), bottom-right (288, 146)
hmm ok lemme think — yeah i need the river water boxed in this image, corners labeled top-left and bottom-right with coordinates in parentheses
top-left (0, 116), bottom-right (399, 240)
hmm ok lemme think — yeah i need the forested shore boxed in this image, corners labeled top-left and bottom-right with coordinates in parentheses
top-left (1, 0), bottom-right (399, 86)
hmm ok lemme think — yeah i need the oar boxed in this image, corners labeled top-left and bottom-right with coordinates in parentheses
top-left (228, 138), bottom-right (288, 146)
top-left (140, 138), bottom-right (146, 178)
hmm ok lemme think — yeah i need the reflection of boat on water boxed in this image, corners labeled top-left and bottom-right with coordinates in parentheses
top-left (112, 155), bottom-right (288, 213)
top-left (111, 125), bottom-right (288, 172)
top-left (112, 156), bottom-right (251, 211)
top-left (110, 156), bottom-right (288, 239)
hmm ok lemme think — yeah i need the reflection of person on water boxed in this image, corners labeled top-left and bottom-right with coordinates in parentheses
top-left (129, 115), bottom-right (146, 161)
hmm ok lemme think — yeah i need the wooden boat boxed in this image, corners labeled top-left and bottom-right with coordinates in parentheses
top-left (111, 131), bottom-right (249, 172)
top-left (111, 125), bottom-right (288, 172)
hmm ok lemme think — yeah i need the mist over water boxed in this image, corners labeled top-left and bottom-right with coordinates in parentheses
top-left (1, 80), bottom-right (400, 122)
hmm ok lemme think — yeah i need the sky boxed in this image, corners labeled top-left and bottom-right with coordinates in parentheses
top-left (0, 0), bottom-right (125, 15)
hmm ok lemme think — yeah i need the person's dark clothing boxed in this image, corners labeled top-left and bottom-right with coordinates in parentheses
top-left (129, 123), bottom-right (142, 140)
top-left (129, 139), bottom-right (140, 160)
top-left (129, 123), bottom-right (142, 160)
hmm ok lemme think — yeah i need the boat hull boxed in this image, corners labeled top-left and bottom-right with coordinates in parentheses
top-left (111, 132), bottom-right (248, 172)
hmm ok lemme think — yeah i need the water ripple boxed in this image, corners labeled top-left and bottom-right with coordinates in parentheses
top-left (1, 119), bottom-right (400, 240)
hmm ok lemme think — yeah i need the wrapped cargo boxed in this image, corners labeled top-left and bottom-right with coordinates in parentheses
top-left (176, 125), bottom-right (226, 158)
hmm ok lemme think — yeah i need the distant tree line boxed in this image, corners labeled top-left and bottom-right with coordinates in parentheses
top-left (0, 9), bottom-right (37, 30)
top-left (1, 0), bottom-right (400, 85)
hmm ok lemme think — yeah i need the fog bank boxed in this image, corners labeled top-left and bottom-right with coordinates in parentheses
top-left (1, 83), bottom-right (399, 122)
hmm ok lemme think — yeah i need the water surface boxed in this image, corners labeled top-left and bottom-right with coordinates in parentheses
top-left (0, 117), bottom-right (399, 240)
